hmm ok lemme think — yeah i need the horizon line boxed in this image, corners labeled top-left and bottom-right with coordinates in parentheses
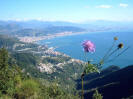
top-left (0, 19), bottom-right (133, 23)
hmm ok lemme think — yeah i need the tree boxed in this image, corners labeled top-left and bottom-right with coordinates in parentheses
top-left (0, 48), bottom-right (11, 93)
top-left (0, 48), bottom-right (16, 96)
top-left (0, 48), bottom-right (8, 71)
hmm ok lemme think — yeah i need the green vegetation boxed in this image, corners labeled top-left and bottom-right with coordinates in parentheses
top-left (0, 35), bottom-right (20, 51)
top-left (92, 90), bottom-right (103, 99)
top-left (2, 34), bottom-right (133, 99)
top-left (0, 35), bottom-right (84, 98)
top-left (0, 48), bottom-right (80, 99)
top-left (42, 56), bottom-right (71, 64)
top-left (11, 52), bottom-right (38, 68)
top-left (0, 35), bottom-right (85, 95)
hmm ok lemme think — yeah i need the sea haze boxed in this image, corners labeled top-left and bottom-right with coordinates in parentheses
top-left (38, 31), bottom-right (133, 68)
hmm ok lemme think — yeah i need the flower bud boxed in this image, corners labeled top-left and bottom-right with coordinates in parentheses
top-left (114, 37), bottom-right (118, 41)
top-left (118, 43), bottom-right (123, 49)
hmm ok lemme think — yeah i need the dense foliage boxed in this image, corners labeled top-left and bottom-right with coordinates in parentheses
top-left (0, 48), bottom-right (80, 99)
top-left (42, 56), bottom-right (71, 64)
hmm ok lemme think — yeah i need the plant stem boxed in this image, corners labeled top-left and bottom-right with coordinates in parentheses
top-left (107, 46), bottom-right (130, 62)
top-left (84, 52), bottom-right (88, 62)
top-left (103, 48), bottom-right (119, 62)
top-left (102, 40), bottom-right (116, 61)
top-left (81, 77), bottom-right (84, 99)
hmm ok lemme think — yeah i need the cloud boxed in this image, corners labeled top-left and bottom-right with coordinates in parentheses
top-left (119, 3), bottom-right (128, 8)
top-left (96, 5), bottom-right (112, 8)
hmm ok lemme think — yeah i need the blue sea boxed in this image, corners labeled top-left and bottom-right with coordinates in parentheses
top-left (38, 31), bottom-right (133, 68)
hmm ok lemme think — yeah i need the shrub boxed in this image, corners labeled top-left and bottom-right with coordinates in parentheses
top-left (15, 79), bottom-right (40, 98)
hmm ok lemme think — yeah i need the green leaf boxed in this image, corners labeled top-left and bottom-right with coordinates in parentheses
top-left (84, 63), bottom-right (100, 74)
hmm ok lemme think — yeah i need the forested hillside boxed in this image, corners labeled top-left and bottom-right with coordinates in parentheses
top-left (0, 48), bottom-right (80, 98)
top-left (0, 34), bottom-right (84, 95)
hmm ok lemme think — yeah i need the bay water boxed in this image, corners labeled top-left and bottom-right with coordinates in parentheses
top-left (38, 31), bottom-right (133, 68)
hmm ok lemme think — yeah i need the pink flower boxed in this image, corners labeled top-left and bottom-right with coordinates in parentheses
top-left (82, 40), bottom-right (95, 53)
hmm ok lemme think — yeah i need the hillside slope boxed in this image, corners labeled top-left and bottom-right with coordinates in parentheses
top-left (0, 34), bottom-right (84, 93)
top-left (77, 65), bottom-right (133, 99)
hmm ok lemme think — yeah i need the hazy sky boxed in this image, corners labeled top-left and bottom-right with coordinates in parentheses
top-left (0, 0), bottom-right (133, 22)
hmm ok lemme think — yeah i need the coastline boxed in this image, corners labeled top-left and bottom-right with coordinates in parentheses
top-left (17, 31), bottom-right (133, 68)
top-left (18, 30), bottom-right (114, 43)
top-left (18, 31), bottom-right (89, 43)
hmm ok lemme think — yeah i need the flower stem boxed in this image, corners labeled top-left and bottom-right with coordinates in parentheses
top-left (102, 40), bottom-right (116, 61)
top-left (81, 77), bottom-right (84, 99)
top-left (84, 52), bottom-right (88, 62)
top-left (104, 48), bottom-right (119, 62)
top-left (107, 46), bottom-right (130, 62)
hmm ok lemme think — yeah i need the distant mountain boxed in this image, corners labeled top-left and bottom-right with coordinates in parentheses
top-left (13, 26), bottom-right (86, 37)
top-left (0, 20), bottom-right (133, 37)
top-left (0, 20), bottom-right (87, 37)
top-left (77, 65), bottom-right (133, 99)
top-left (84, 20), bottom-right (133, 31)
top-left (0, 20), bottom-right (82, 28)
top-left (0, 23), bottom-right (21, 34)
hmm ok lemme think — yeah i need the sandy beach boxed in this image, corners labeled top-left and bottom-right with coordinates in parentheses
top-left (18, 31), bottom-right (87, 43)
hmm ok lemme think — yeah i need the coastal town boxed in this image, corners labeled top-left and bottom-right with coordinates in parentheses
top-left (18, 31), bottom-right (85, 43)
top-left (12, 37), bottom-right (84, 74)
